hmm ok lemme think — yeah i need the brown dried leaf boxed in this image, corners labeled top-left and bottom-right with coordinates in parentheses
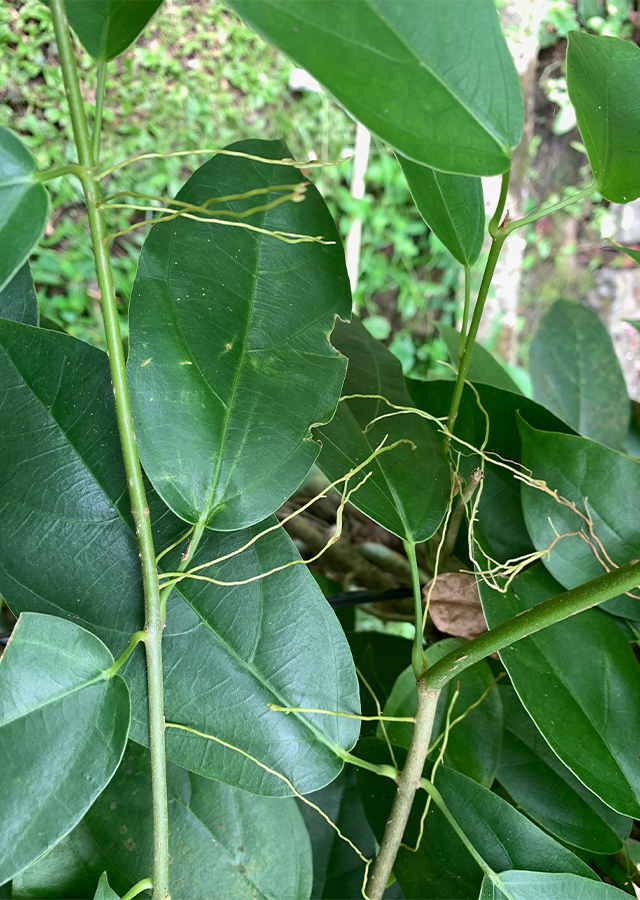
top-left (424, 572), bottom-right (487, 640)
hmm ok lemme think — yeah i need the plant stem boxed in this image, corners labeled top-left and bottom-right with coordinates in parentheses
top-left (366, 680), bottom-right (440, 900)
top-left (33, 162), bottom-right (86, 182)
top-left (92, 59), bottom-right (107, 165)
top-left (440, 468), bottom-right (483, 563)
top-left (404, 540), bottom-right (427, 678)
top-left (504, 182), bottom-right (597, 233)
top-left (48, 3), bottom-right (170, 897)
top-left (423, 558), bottom-right (640, 693)
top-left (458, 264), bottom-right (471, 359)
top-left (445, 171), bottom-right (510, 437)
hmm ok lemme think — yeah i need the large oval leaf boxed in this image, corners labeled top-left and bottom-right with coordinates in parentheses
top-left (479, 870), bottom-right (628, 900)
top-left (0, 262), bottom-right (38, 326)
top-left (84, 742), bottom-right (312, 900)
top-left (0, 126), bottom-right (48, 293)
top-left (519, 419), bottom-right (640, 593)
top-left (0, 613), bottom-right (130, 886)
top-left (315, 317), bottom-right (449, 542)
top-left (0, 321), bottom-right (360, 796)
top-left (529, 299), bottom-right (629, 449)
top-left (398, 159), bottom-right (484, 265)
top-left (357, 753), bottom-right (593, 900)
top-left (128, 138), bottom-right (351, 532)
top-left (497, 685), bottom-right (631, 854)
top-left (381, 639), bottom-right (503, 787)
top-left (228, 1), bottom-right (523, 176)
top-left (62, 0), bottom-right (163, 61)
top-left (567, 31), bottom-right (640, 203)
top-left (480, 562), bottom-right (640, 818)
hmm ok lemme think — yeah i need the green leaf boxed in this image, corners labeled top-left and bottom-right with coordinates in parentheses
top-left (0, 321), bottom-right (360, 795)
top-left (0, 126), bottom-right (48, 294)
top-left (480, 562), bottom-right (640, 818)
top-left (398, 159), bottom-right (484, 265)
top-left (438, 324), bottom-right (522, 394)
top-left (519, 419), bottom-right (640, 592)
top-left (478, 870), bottom-right (628, 899)
top-left (0, 613), bottom-right (130, 886)
top-left (128, 138), bottom-right (350, 531)
top-left (315, 317), bottom-right (449, 542)
top-left (93, 874), bottom-right (120, 900)
top-left (228, 0), bottom-right (522, 176)
top-left (358, 753), bottom-right (593, 899)
top-left (62, 0), bottom-right (163, 61)
top-left (85, 742), bottom-right (312, 900)
top-left (12, 822), bottom-right (132, 900)
top-left (529, 299), bottom-right (629, 449)
top-left (567, 31), bottom-right (640, 203)
top-left (615, 246), bottom-right (640, 267)
top-left (381, 640), bottom-right (503, 787)
top-left (497, 685), bottom-right (631, 853)
top-left (0, 263), bottom-right (38, 326)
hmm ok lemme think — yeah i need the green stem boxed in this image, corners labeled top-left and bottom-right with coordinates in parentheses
top-left (440, 469), bottom-right (483, 563)
top-left (504, 182), bottom-right (597, 234)
top-left (423, 558), bottom-right (640, 693)
top-left (159, 516), bottom-right (208, 620)
top-left (446, 171), bottom-right (510, 437)
top-left (404, 540), bottom-right (427, 678)
top-left (121, 878), bottom-right (154, 900)
top-left (366, 681), bottom-right (440, 900)
top-left (104, 630), bottom-right (147, 677)
top-left (458, 264), bottom-right (471, 360)
top-left (48, 3), bottom-right (170, 898)
top-left (33, 162), bottom-right (86, 182)
top-left (92, 59), bottom-right (107, 166)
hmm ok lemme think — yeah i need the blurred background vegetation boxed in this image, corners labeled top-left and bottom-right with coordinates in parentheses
top-left (2, 0), bottom-right (639, 379)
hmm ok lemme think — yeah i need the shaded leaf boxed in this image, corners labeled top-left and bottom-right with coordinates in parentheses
top-left (567, 31), bottom-right (640, 202)
top-left (398, 159), bottom-right (484, 265)
top-left (479, 870), bottom-right (627, 899)
top-left (0, 262), bottom-right (38, 326)
top-left (529, 299), bottom-right (629, 449)
top-left (382, 639), bottom-right (502, 787)
top-left (497, 685), bottom-right (631, 854)
top-left (0, 126), bottom-right (48, 293)
top-left (0, 613), bottom-right (130, 886)
top-left (357, 751), bottom-right (593, 900)
top-left (85, 742), bottom-right (312, 900)
top-left (128, 138), bottom-right (350, 531)
top-left (0, 321), bottom-right (360, 795)
top-left (228, 1), bottom-right (522, 175)
top-left (315, 317), bottom-right (449, 542)
top-left (438, 324), bottom-right (522, 394)
top-left (480, 562), bottom-right (640, 817)
top-left (63, 0), bottom-right (163, 61)
top-left (93, 874), bottom-right (119, 900)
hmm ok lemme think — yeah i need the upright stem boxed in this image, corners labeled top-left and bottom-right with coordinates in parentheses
top-left (366, 681), bottom-right (440, 900)
top-left (92, 60), bottom-right (107, 165)
top-left (446, 171), bottom-right (510, 436)
top-left (48, 4), bottom-right (169, 897)
top-left (404, 540), bottom-right (427, 679)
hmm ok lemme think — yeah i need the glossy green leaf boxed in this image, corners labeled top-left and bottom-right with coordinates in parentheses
top-left (0, 613), bottom-right (130, 886)
top-left (567, 31), bottom-right (640, 203)
top-left (519, 419), bottom-right (640, 592)
top-left (315, 317), bottom-right (449, 542)
top-left (0, 126), bottom-right (48, 293)
top-left (480, 562), bottom-right (640, 818)
top-left (0, 321), bottom-right (360, 795)
top-left (381, 639), bottom-right (503, 787)
top-left (406, 379), bottom-right (573, 563)
top-left (62, 0), bottom-right (163, 61)
top-left (228, 1), bottom-right (522, 175)
top-left (85, 742), bottom-right (312, 900)
top-left (128, 138), bottom-right (350, 531)
top-left (497, 686), bottom-right (631, 853)
top-left (93, 874), bottom-right (119, 900)
top-left (478, 870), bottom-right (628, 899)
top-left (616, 246), bottom-right (640, 267)
top-left (398, 159), bottom-right (484, 265)
top-left (12, 822), bottom-right (132, 900)
top-left (529, 299), bottom-right (629, 449)
top-left (298, 768), bottom-right (402, 899)
top-left (358, 753), bottom-right (593, 899)
top-left (0, 263), bottom-right (38, 326)
top-left (438, 324), bottom-right (522, 394)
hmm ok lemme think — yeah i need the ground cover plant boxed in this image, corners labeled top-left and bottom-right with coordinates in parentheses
top-left (3, 2), bottom-right (640, 899)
